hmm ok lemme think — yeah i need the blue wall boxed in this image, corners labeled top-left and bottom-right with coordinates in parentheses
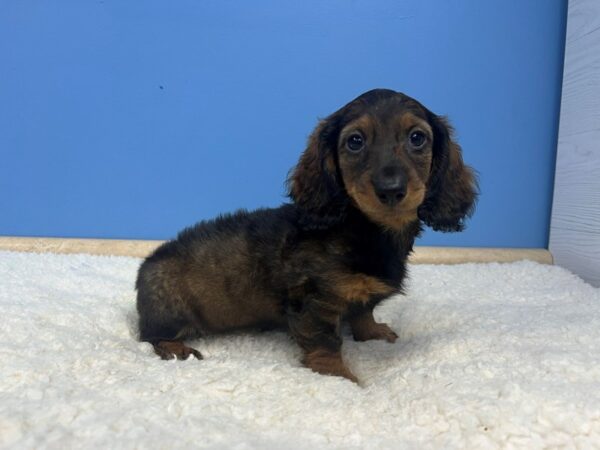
top-left (0, 0), bottom-right (567, 247)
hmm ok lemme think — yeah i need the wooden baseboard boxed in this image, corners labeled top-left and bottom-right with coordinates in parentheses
top-left (409, 246), bottom-right (552, 264)
top-left (0, 236), bottom-right (553, 265)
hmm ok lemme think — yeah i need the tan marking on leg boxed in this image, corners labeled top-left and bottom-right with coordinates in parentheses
top-left (350, 311), bottom-right (398, 343)
top-left (331, 273), bottom-right (395, 303)
top-left (302, 348), bottom-right (358, 383)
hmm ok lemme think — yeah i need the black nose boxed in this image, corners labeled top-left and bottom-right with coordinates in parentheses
top-left (373, 168), bottom-right (407, 206)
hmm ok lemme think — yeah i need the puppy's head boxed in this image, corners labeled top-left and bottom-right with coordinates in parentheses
top-left (288, 89), bottom-right (478, 232)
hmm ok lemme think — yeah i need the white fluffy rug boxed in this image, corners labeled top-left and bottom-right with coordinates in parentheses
top-left (1, 251), bottom-right (600, 449)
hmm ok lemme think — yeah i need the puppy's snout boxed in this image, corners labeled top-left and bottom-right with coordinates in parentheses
top-left (373, 167), bottom-right (407, 206)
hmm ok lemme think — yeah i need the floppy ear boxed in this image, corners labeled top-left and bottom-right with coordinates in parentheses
top-left (287, 117), bottom-right (348, 230)
top-left (418, 115), bottom-right (478, 232)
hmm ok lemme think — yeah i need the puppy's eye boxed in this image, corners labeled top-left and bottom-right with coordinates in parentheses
top-left (346, 133), bottom-right (365, 153)
top-left (408, 130), bottom-right (427, 150)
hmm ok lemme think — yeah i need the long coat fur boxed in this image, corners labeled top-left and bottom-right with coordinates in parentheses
top-left (135, 88), bottom-right (478, 382)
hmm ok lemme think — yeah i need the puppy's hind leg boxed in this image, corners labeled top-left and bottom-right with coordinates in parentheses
top-left (139, 312), bottom-right (204, 361)
top-left (141, 319), bottom-right (204, 361)
top-left (136, 282), bottom-right (203, 360)
top-left (152, 337), bottom-right (203, 361)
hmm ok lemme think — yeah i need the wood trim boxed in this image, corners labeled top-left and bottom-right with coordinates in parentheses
top-left (0, 236), bottom-right (553, 265)
top-left (409, 246), bottom-right (552, 265)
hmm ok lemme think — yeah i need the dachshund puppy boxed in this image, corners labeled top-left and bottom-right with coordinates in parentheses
top-left (136, 88), bottom-right (477, 382)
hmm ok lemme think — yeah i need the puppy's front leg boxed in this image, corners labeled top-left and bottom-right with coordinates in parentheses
top-left (329, 272), bottom-right (398, 343)
top-left (302, 348), bottom-right (357, 383)
top-left (287, 301), bottom-right (357, 383)
top-left (349, 308), bottom-right (398, 343)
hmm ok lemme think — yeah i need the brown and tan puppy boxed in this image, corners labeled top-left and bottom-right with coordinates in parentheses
top-left (135, 89), bottom-right (478, 383)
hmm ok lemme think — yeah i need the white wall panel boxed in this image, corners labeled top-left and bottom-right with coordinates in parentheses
top-left (550, 0), bottom-right (600, 286)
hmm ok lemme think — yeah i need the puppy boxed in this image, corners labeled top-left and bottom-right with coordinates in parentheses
top-left (136, 88), bottom-right (477, 382)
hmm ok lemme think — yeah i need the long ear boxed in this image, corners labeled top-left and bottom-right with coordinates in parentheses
top-left (287, 117), bottom-right (348, 230)
top-left (418, 115), bottom-right (478, 232)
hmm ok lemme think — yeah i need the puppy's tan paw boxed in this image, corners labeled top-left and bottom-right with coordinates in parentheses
top-left (152, 341), bottom-right (203, 360)
top-left (352, 322), bottom-right (398, 343)
top-left (303, 349), bottom-right (359, 383)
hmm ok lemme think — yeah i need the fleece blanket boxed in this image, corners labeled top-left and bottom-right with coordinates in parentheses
top-left (0, 251), bottom-right (599, 449)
